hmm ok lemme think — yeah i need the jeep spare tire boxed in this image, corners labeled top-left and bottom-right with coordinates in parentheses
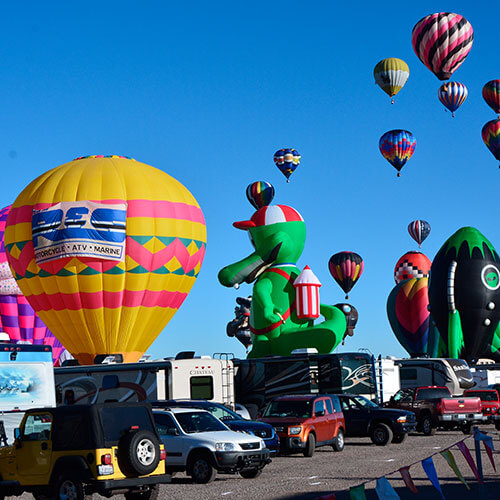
top-left (118, 429), bottom-right (160, 477)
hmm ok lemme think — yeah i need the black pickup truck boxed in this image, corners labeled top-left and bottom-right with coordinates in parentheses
top-left (336, 394), bottom-right (416, 446)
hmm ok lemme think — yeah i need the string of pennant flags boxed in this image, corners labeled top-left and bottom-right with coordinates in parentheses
top-left (316, 428), bottom-right (496, 500)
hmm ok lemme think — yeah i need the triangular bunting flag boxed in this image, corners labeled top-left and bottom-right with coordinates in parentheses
top-left (399, 466), bottom-right (418, 494)
top-left (422, 457), bottom-right (445, 500)
top-left (375, 477), bottom-right (400, 499)
top-left (350, 484), bottom-right (367, 500)
top-left (456, 441), bottom-right (482, 483)
top-left (484, 439), bottom-right (496, 472)
top-left (440, 450), bottom-right (470, 490)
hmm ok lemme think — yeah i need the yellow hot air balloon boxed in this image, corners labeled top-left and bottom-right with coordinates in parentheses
top-left (373, 58), bottom-right (410, 103)
top-left (5, 155), bottom-right (206, 365)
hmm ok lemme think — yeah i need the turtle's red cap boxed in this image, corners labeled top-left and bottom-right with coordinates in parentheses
top-left (233, 205), bottom-right (304, 230)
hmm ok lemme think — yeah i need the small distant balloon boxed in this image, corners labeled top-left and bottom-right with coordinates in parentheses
top-left (274, 148), bottom-right (300, 182)
top-left (483, 80), bottom-right (500, 116)
top-left (482, 119), bottom-right (500, 167)
top-left (438, 82), bottom-right (467, 117)
top-left (379, 130), bottom-right (416, 177)
top-left (373, 58), bottom-right (409, 103)
top-left (408, 220), bottom-right (431, 247)
top-left (246, 181), bottom-right (275, 209)
top-left (328, 251), bottom-right (364, 299)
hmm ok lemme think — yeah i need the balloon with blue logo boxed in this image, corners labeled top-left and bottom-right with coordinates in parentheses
top-left (273, 148), bottom-right (301, 182)
top-left (438, 82), bottom-right (468, 117)
top-left (379, 130), bottom-right (416, 177)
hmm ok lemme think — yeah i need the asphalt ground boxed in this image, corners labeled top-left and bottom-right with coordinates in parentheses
top-left (13, 425), bottom-right (500, 499)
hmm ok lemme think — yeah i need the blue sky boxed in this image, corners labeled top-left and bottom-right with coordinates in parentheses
top-left (1, 2), bottom-right (499, 360)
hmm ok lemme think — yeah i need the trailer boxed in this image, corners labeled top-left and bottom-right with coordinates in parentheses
top-left (470, 362), bottom-right (500, 390)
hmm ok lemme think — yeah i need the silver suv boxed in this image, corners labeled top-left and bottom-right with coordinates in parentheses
top-left (153, 407), bottom-right (271, 483)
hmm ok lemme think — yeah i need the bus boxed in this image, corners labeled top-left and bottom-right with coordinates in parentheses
top-left (232, 352), bottom-right (377, 417)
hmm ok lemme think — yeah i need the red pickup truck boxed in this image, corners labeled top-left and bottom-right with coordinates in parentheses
top-left (464, 389), bottom-right (500, 429)
top-left (386, 386), bottom-right (483, 435)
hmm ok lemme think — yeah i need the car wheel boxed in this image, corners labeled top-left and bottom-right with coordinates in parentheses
top-left (391, 433), bottom-right (407, 444)
top-left (118, 430), bottom-right (161, 477)
top-left (240, 468), bottom-right (263, 479)
top-left (55, 473), bottom-right (85, 500)
top-left (332, 429), bottom-right (344, 452)
top-left (190, 455), bottom-right (217, 484)
top-left (303, 433), bottom-right (316, 457)
top-left (421, 416), bottom-right (436, 436)
top-left (370, 423), bottom-right (393, 446)
top-left (124, 485), bottom-right (160, 500)
top-left (462, 423), bottom-right (472, 435)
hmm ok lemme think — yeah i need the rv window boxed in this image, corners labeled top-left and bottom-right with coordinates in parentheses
top-left (400, 368), bottom-right (418, 381)
top-left (190, 376), bottom-right (214, 400)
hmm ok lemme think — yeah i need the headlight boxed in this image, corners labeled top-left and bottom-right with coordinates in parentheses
top-left (289, 426), bottom-right (302, 435)
top-left (396, 416), bottom-right (407, 423)
top-left (215, 442), bottom-right (238, 452)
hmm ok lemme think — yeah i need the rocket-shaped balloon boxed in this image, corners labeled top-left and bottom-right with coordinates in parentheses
top-left (294, 266), bottom-right (321, 320)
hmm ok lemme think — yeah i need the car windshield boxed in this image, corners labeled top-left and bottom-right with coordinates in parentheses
top-left (466, 391), bottom-right (499, 402)
top-left (264, 400), bottom-right (312, 418)
top-left (351, 396), bottom-right (379, 408)
top-left (416, 388), bottom-right (451, 400)
top-left (204, 405), bottom-right (241, 422)
top-left (174, 411), bottom-right (228, 433)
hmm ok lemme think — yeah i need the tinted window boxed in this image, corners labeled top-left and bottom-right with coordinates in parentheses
top-left (100, 407), bottom-right (152, 443)
top-left (153, 413), bottom-right (179, 435)
top-left (264, 400), bottom-right (312, 418)
top-left (314, 400), bottom-right (325, 415)
top-left (205, 405), bottom-right (240, 421)
top-left (351, 396), bottom-right (378, 408)
top-left (174, 411), bottom-right (227, 433)
top-left (394, 389), bottom-right (413, 402)
top-left (190, 376), bottom-right (214, 400)
top-left (400, 368), bottom-right (418, 381)
top-left (325, 398), bottom-right (333, 414)
top-left (53, 413), bottom-right (90, 450)
top-left (465, 391), bottom-right (498, 402)
top-left (22, 413), bottom-right (52, 441)
top-left (330, 395), bottom-right (342, 413)
top-left (416, 388), bottom-right (451, 400)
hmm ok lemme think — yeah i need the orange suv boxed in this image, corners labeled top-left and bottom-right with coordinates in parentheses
top-left (258, 394), bottom-right (345, 457)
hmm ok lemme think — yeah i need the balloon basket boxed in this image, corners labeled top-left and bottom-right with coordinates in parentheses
top-left (345, 294), bottom-right (349, 300)
top-left (397, 172), bottom-right (401, 177)
top-left (391, 98), bottom-right (394, 104)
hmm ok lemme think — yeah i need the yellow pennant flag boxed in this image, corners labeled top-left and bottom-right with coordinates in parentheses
top-left (440, 450), bottom-right (470, 490)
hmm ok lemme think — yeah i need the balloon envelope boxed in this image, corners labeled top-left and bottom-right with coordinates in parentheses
top-left (328, 251), bottom-right (364, 299)
top-left (373, 58), bottom-right (409, 100)
top-left (394, 251), bottom-right (431, 284)
top-left (411, 13), bottom-right (473, 81)
top-left (379, 130), bottom-right (416, 175)
top-left (482, 119), bottom-right (500, 164)
top-left (0, 205), bottom-right (65, 364)
top-left (483, 80), bottom-right (500, 115)
top-left (246, 181), bottom-right (275, 209)
top-left (273, 149), bottom-right (300, 181)
top-left (438, 82), bottom-right (467, 116)
top-left (408, 220), bottom-right (431, 247)
top-left (5, 155), bottom-right (207, 365)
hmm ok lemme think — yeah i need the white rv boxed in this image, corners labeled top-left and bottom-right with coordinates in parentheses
top-left (470, 362), bottom-right (500, 389)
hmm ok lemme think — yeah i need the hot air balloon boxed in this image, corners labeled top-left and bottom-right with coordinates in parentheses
top-left (5, 155), bottom-right (207, 365)
top-left (246, 181), bottom-right (275, 209)
top-left (328, 252), bottom-right (364, 299)
top-left (411, 13), bottom-right (474, 81)
top-left (0, 205), bottom-right (65, 365)
top-left (373, 58), bottom-right (410, 103)
top-left (273, 148), bottom-right (300, 182)
top-left (408, 220), bottom-right (431, 247)
top-left (483, 80), bottom-right (500, 116)
top-left (438, 82), bottom-right (468, 117)
top-left (394, 251), bottom-right (431, 285)
top-left (482, 119), bottom-right (500, 167)
top-left (379, 130), bottom-right (416, 176)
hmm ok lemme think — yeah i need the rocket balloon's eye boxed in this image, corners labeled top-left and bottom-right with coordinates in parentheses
top-left (481, 265), bottom-right (500, 291)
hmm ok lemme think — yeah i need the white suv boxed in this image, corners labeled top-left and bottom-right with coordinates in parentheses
top-left (153, 407), bottom-right (271, 483)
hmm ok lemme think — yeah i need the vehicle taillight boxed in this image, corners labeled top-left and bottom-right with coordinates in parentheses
top-left (130, 426), bottom-right (139, 430)
top-left (101, 454), bottom-right (112, 465)
top-left (160, 449), bottom-right (167, 461)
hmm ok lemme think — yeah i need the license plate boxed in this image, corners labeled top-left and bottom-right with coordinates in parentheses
top-left (457, 414), bottom-right (466, 419)
top-left (97, 464), bottom-right (114, 475)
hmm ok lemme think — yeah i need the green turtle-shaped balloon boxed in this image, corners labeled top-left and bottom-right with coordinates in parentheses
top-left (218, 205), bottom-right (347, 358)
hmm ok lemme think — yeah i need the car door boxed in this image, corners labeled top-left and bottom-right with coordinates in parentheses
top-left (16, 412), bottom-right (53, 481)
top-left (340, 397), bottom-right (365, 436)
top-left (313, 398), bottom-right (329, 442)
top-left (324, 397), bottom-right (338, 439)
top-left (153, 412), bottom-right (185, 466)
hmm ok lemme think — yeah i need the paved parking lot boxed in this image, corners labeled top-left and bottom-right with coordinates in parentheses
top-left (13, 427), bottom-right (500, 499)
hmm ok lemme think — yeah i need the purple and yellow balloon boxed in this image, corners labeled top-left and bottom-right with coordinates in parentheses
top-left (274, 148), bottom-right (300, 182)
top-left (246, 181), bottom-right (275, 209)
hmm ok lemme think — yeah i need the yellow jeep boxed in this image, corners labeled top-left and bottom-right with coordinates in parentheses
top-left (0, 402), bottom-right (170, 499)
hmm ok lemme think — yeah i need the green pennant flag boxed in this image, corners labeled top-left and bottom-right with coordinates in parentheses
top-left (440, 450), bottom-right (470, 490)
top-left (350, 484), bottom-right (367, 500)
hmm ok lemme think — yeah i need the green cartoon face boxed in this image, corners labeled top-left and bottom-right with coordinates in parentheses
top-left (482, 265), bottom-right (500, 291)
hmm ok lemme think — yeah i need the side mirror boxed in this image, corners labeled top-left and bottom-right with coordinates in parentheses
top-left (316, 410), bottom-right (325, 417)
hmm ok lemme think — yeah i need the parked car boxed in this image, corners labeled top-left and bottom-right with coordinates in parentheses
top-left (336, 394), bottom-right (416, 445)
top-left (153, 407), bottom-right (271, 483)
top-left (258, 394), bottom-right (345, 457)
top-left (0, 403), bottom-right (170, 500)
top-left (385, 386), bottom-right (483, 435)
top-left (152, 400), bottom-right (279, 453)
top-left (464, 389), bottom-right (500, 428)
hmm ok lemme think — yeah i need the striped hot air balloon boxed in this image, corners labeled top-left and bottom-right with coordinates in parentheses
top-left (328, 252), bottom-right (364, 300)
top-left (483, 80), bottom-right (500, 116)
top-left (408, 220), bottom-right (431, 248)
top-left (411, 13), bottom-right (474, 81)
top-left (438, 82), bottom-right (468, 117)
top-left (273, 149), bottom-right (300, 182)
top-left (379, 130), bottom-right (416, 176)
top-left (373, 58), bottom-right (410, 103)
top-left (482, 119), bottom-right (500, 167)
top-left (246, 181), bottom-right (275, 209)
